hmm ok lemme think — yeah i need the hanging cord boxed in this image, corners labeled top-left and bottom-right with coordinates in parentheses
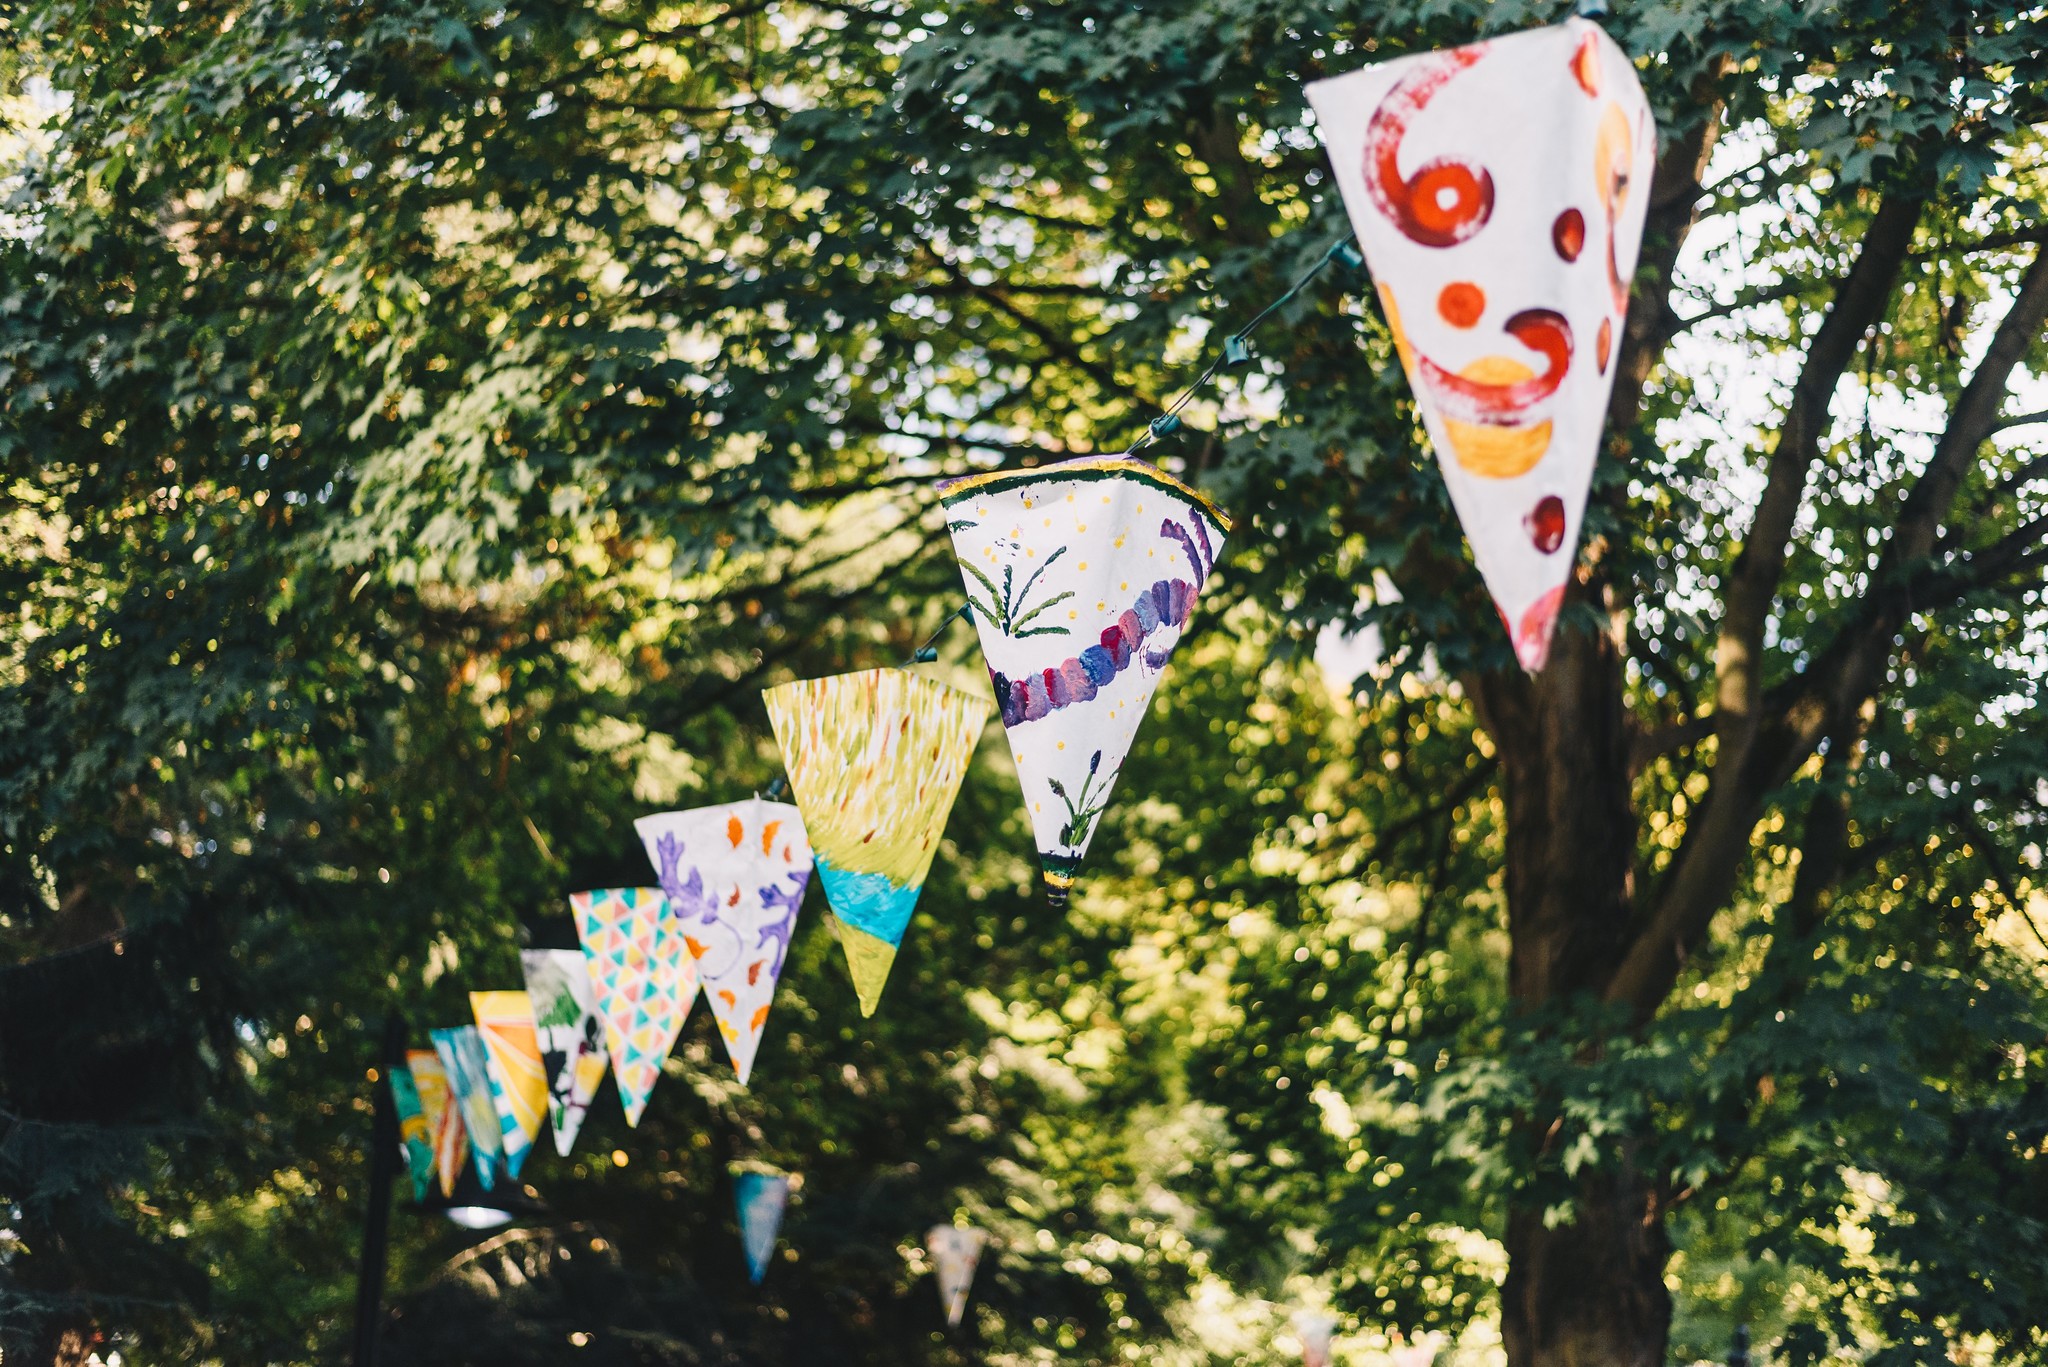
top-left (1573, 0), bottom-right (1610, 17)
top-left (907, 602), bottom-right (974, 664)
top-left (1118, 229), bottom-right (1364, 460)
top-left (759, 776), bottom-right (788, 802)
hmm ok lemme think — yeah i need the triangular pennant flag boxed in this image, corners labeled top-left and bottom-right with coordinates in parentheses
top-left (1292, 1310), bottom-right (1338, 1367)
top-left (734, 1171), bottom-right (791, 1285)
top-left (519, 949), bottom-right (609, 1156)
top-left (762, 669), bottom-right (989, 1016)
top-left (570, 887), bottom-right (696, 1125)
top-left (386, 1056), bottom-right (436, 1203)
top-left (1306, 19), bottom-right (1656, 671)
top-left (940, 458), bottom-right (1228, 905)
top-left (927, 1224), bottom-right (988, 1328)
top-left (1390, 1331), bottom-right (1446, 1367)
top-left (469, 990), bottom-right (549, 1181)
top-left (431, 1025), bottom-right (505, 1192)
top-left (407, 1048), bottom-right (466, 1198)
top-left (635, 799), bottom-right (815, 1086)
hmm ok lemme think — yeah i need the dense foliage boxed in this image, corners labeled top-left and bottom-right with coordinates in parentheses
top-left (2, 0), bottom-right (2045, 1363)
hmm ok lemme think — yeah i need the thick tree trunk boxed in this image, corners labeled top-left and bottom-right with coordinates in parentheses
top-left (1475, 599), bottom-right (1661, 1367)
top-left (1501, 1160), bottom-right (1672, 1367)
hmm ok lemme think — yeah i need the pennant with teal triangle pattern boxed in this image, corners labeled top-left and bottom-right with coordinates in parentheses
top-left (570, 887), bottom-right (697, 1126)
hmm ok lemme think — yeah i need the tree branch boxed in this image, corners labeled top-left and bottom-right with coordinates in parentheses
top-left (1609, 245), bottom-right (2048, 1019)
top-left (1713, 192), bottom-right (1925, 727)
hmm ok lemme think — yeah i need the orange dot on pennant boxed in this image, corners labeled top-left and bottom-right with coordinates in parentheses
top-left (1436, 281), bottom-right (1486, 328)
top-left (1597, 316), bottom-right (1614, 373)
top-left (727, 814), bottom-right (744, 847)
top-left (1553, 209), bottom-right (1586, 262)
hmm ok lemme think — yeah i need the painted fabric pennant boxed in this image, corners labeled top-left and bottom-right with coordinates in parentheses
top-left (1306, 19), bottom-right (1656, 671)
top-left (734, 1171), bottom-right (791, 1285)
top-left (520, 949), bottom-right (609, 1156)
top-left (571, 887), bottom-right (697, 1126)
top-left (763, 669), bottom-right (989, 1016)
top-left (635, 799), bottom-right (815, 1086)
top-left (469, 990), bottom-right (549, 1181)
top-left (431, 1025), bottom-right (505, 1192)
top-left (1292, 1310), bottom-right (1338, 1367)
top-left (927, 1224), bottom-right (988, 1328)
top-left (940, 458), bottom-right (1228, 905)
top-left (407, 1048), bottom-right (466, 1198)
top-left (387, 1058), bottom-right (436, 1203)
top-left (1390, 1332), bottom-right (1446, 1367)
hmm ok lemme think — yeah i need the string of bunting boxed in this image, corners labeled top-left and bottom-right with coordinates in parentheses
top-left (378, 12), bottom-right (1653, 1334)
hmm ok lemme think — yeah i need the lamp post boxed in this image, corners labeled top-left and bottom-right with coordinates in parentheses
top-left (1729, 1324), bottom-right (1752, 1367)
top-left (350, 1015), bottom-right (405, 1367)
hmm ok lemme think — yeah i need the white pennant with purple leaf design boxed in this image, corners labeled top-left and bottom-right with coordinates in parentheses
top-left (635, 799), bottom-right (813, 1086)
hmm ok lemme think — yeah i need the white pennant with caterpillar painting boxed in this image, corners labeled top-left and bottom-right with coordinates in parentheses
top-left (940, 458), bottom-right (1229, 904)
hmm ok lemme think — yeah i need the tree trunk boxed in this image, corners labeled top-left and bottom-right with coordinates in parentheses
top-left (1475, 597), bottom-right (1663, 1367)
top-left (1501, 1160), bottom-right (1672, 1367)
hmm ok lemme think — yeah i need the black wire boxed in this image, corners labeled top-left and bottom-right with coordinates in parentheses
top-left (1118, 228), bottom-right (1359, 460)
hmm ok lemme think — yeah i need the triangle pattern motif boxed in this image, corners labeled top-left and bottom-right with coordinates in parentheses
top-left (431, 1025), bottom-right (505, 1192)
top-left (635, 799), bottom-right (815, 1086)
top-left (1306, 19), bottom-right (1656, 670)
top-left (570, 886), bottom-right (697, 1126)
top-left (407, 1047), bottom-right (466, 1198)
top-left (940, 457), bottom-right (1228, 904)
top-left (762, 668), bottom-right (989, 1017)
top-left (468, 989), bottom-right (550, 1180)
top-left (519, 949), bottom-right (609, 1156)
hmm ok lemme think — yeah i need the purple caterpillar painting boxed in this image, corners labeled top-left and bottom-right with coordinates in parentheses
top-left (990, 515), bottom-right (1216, 729)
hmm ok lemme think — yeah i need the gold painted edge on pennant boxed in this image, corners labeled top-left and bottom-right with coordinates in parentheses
top-left (937, 457), bottom-right (1232, 533)
top-left (760, 664), bottom-right (994, 715)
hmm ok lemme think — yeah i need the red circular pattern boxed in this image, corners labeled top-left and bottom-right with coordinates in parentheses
top-left (1552, 208), bottom-right (1586, 262)
top-left (1436, 281), bottom-right (1486, 328)
top-left (1525, 495), bottom-right (1567, 554)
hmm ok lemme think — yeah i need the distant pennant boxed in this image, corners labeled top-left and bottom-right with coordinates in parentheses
top-left (571, 887), bottom-right (697, 1126)
top-left (1307, 19), bottom-right (1656, 670)
top-left (941, 458), bottom-right (1228, 904)
top-left (431, 1025), bottom-right (505, 1191)
top-left (635, 799), bottom-right (815, 1085)
top-left (387, 1058), bottom-right (437, 1202)
top-left (763, 669), bottom-right (988, 1016)
top-left (734, 1171), bottom-right (792, 1285)
top-left (469, 990), bottom-right (549, 1180)
top-left (519, 949), bottom-right (609, 1156)
top-left (927, 1224), bottom-right (988, 1329)
top-left (407, 1047), bottom-right (466, 1198)
top-left (1293, 1310), bottom-right (1338, 1367)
